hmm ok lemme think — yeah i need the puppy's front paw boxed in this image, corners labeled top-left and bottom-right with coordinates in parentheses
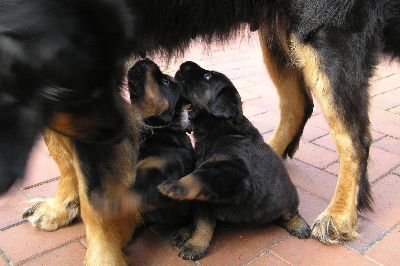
top-left (178, 240), bottom-right (209, 261)
top-left (169, 226), bottom-right (193, 248)
top-left (157, 181), bottom-right (188, 200)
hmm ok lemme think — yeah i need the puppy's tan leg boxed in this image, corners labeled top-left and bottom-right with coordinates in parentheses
top-left (23, 129), bottom-right (79, 231)
top-left (169, 224), bottom-right (193, 248)
top-left (77, 170), bottom-right (140, 266)
top-left (280, 212), bottom-right (311, 239)
top-left (259, 25), bottom-right (313, 158)
top-left (290, 36), bottom-right (372, 244)
top-left (178, 205), bottom-right (216, 261)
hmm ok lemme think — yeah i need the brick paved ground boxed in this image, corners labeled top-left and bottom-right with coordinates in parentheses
top-left (1, 33), bottom-right (400, 265)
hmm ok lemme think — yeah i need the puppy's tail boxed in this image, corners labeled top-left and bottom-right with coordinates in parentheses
top-left (382, 0), bottom-right (400, 59)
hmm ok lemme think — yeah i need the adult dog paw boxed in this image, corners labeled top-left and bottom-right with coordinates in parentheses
top-left (23, 198), bottom-right (79, 231)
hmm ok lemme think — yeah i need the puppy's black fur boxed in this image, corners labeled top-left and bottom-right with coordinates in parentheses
top-left (158, 61), bottom-right (310, 260)
top-left (128, 59), bottom-right (195, 224)
top-left (1, 0), bottom-right (400, 193)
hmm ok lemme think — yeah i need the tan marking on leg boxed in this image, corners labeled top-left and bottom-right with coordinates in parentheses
top-left (158, 174), bottom-right (208, 201)
top-left (259, 28), bottom-right (308, 157)
top-left (179, 215), bottom-right (215, 260)
top-left (76, 108), bottom-right (141, 265)
top-left (24, 129), bottom-right (79, 231)
top-left (86, 126), bottom-right (141, 217)
top-left (282, 213), bottom-right (311, 239)
top-left (136, 156), bottom-right (166, 171)
top-left (76, 152), bottom-right (142, 266)
top-left (186, 217), bottom-right (214, 249)
top-left (291, 36), bottom-right (360, 243)
top-left (180, 174), bottom-right (205, 200)
top-left (45, 129), bottom-right (79, 204)
top-left (169, 224), bottom-right (193, 248)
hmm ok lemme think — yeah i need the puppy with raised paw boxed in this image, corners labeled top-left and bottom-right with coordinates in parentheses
top-left (158, 61), bottom-right (311, 261)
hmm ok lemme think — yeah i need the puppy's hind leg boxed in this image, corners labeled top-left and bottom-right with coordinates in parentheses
top-left (169, 224), bottom-right (193, 248)
top-left (279, 210), bottom-right (311, 239)
top-left (177, 204), bottom-right (216, 261)
top-left (23, 129), bottom-right (79, 231)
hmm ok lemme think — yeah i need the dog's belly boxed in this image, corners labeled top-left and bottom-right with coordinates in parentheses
top-left (144, 202), bottom-right (192, 224)
top-left (211, 200), bottom-right (284, 225)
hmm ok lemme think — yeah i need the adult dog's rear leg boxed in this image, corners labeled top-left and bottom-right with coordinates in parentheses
top-left (23, 129), bottom-right (79, 231)
top-left (290, 34), bottom-right (374, 244)
top-left (259, 25), bottom-right (313, 158)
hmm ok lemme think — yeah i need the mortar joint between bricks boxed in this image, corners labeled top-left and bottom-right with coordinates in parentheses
top-left (385, 103), bottom-right (400, 112)
top-left (0, 220), bottom-right (28, 232)
top-left (0, 249), bottom-right (12, 266)
top-left (370, 164), bottom-right (400, 185)
top-left (309, 132), bottom-right (331, 143)
top-left (15, 238), bottom-right (83, 265)
top-left (22, 176), bottom-right (60, 191)
top-left (360, 225), bottom-right (400, 257)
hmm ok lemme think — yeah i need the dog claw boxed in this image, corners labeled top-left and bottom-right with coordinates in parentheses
top-left (23, 207), bottom-right (36, 219)
top-left (311, 213), bottom-right (358, 244)
top-left (178, 242), bottom-right (209, 261)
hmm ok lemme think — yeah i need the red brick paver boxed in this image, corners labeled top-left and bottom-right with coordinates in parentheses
top-left (22, 242), bottom-right (86, 266)
top-left (271, 238), bottom-right (377, 266)
top-left (0, 222), bottom-right (84, 264)
top-left (0, 33), bottom-right (399, 265)
top-left (365, 225), bottom-right (400, 266)
top-left (0, 186), bottom-right (28, 230)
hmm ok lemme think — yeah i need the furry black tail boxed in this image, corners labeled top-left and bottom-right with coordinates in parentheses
top-left (382, 0), bottom-right (400, 58)
top-left (358, 173), bottom-right (373, 212)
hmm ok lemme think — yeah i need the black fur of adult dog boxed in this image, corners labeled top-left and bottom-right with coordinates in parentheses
top-left (1, 0), bottom-right (400, 255)
top-left (158, 61), bottom-right (311, 260)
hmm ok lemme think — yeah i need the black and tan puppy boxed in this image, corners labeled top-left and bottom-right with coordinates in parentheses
top-left (128, 59), bottom-right (195, 223)
top-left (158, 61), bottom-right (311, 260)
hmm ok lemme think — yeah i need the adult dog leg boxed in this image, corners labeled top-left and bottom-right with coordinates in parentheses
top-left (290, 35), bottom-right (374, 244)
top-left (23, 129), bottom-right (79, 231)
top-left (259, 25), bottom-right (313, 158)
top-left (78, 171), bottom-right (139, 266)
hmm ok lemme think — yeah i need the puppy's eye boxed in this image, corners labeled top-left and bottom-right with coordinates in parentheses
top-left (203, 73), bottom-right (212, 81)
top-left (162, 78), bottom-right (170, 86)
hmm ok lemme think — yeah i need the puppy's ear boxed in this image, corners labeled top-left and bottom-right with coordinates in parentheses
top-left (209, 87), bottom-right (242, 121)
